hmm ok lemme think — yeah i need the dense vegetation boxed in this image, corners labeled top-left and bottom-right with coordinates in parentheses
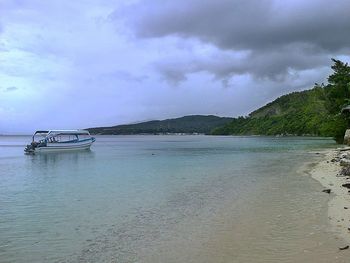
top-left (88, 115), bottom-right (233, 135)
top-left (212, 59), bottom-right (350, 143)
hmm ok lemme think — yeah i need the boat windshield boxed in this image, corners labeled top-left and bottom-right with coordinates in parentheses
top-left (32, 130), bottom-right (90, 143)
top-left (45, 130), bottom-right (91, 143)
top-left (32, 131), bottom-right (49, 142)
top-left (46, 134), bottom-right (79, 143)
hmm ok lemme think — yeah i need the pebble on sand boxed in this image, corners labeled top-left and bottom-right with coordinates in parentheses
top-left (339, 245), bottom-right (349, 250)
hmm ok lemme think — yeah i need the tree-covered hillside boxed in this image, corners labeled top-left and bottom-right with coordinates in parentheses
top-left (88, 115), bottom-right (233, 135)
top-left (212, 59), bottom-right (350, 143)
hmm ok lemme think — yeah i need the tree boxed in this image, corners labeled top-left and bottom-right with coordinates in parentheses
top-left (325, 59), bottom-right (350, 114)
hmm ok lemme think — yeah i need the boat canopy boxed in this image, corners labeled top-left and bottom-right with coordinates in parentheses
top-left (46, 130), bottom-right (91, 136)
top-left (34, 130), bottom-right (49, 135)
top-left (32, 130), bottom-right (90, 141)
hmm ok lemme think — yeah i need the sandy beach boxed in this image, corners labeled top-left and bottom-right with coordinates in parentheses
top-left (310, 147), bottom-right (350, 247)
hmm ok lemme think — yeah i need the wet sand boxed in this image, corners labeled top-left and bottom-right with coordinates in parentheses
top-left (138, 149), bottom-right (350, 263)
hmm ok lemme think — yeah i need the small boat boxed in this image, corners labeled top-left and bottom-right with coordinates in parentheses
top-left (24, 130), bottom-right (95, 153)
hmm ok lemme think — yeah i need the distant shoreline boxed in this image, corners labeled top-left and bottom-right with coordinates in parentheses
top-left (0, 133), bottom-right (334, 139)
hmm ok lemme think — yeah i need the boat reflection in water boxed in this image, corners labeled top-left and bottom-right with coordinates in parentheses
top-left (27, 150), bottom-right (96, 170)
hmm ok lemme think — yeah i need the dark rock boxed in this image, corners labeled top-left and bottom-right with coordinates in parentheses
top-left (342, 183), bottom-right (350, 189)
top-left (345, 207), bottom-right (348, 209)
top-left (322, 189), bottom-right (331, 194)
top-left (341, 166), bottom-right (350, 176)
top-left (342, 153), bottom-right (350, 159)
top-left (339, 245), bottom-right (349, 250)
top-left (340, 160), bottom-right (350, 166)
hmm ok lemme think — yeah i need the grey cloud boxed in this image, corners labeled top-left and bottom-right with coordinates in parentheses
top-left (115, 0), bottom-right (350, 83)
top-left (3, 86), bottom-right (19, 92)
top-left (92, 70), bottom-right (149, 85)
top-left (120, 0), bottom-right (350, 52)
top-left (155, 45), bottom-right (329, 86)
top-left (111, 70), bottom-right (148, 83)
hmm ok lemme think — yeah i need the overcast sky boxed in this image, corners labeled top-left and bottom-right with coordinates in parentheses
top-left (1, 0), bottom-right (350, 133)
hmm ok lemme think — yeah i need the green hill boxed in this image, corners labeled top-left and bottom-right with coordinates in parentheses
top-left (212, 59), bottom-right (350, 142)
top-left (212, 87), bottom-right (345, 138)
top-left (88, 115), bottom-right (234, 135)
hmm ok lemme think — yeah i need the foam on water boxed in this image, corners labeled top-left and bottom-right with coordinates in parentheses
top-left (0, 135), bottom-right (349, 262)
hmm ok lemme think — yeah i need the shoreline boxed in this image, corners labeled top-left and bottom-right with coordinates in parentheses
top-left (309, 147), bottom-right (350, 246)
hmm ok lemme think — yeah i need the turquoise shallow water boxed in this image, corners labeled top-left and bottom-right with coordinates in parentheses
top-left (0, 135), bottom-right (348, 262)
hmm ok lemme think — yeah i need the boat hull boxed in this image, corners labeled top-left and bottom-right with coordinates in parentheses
top-left (33, 140), bottom-right (95, 153)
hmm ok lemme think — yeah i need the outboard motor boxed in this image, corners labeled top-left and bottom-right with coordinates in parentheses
top-left (24, 141), bottom-right (38, 153)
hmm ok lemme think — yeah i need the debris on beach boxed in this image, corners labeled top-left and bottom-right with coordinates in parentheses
top-left (315, 149), bottom-right (350, 250)
top-left (340, 160), bottom-right (350, 166)
top-left (339, 245), bottom-right (349, 250)
top-left (341, 166), bottom-right (350, 176)
top-left (339, 147), bottom-right (350, 152)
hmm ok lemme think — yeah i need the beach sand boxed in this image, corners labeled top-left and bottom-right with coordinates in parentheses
top-left (138, 148), bottom-right (350, 263)
top-left (310, 148), bottom-right (350, 246)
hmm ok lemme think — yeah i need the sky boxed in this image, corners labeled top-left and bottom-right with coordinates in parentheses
top-left (1, 0), bottom-right (350, 134)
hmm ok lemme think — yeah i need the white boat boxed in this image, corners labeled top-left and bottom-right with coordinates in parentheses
top-left (24, 130), bottom-right (95, 153)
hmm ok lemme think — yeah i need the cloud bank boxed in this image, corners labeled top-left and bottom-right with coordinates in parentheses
top-left (116, 0), bottom-right (350, 83)
top-left (0, 0), bottom-right (349, 133)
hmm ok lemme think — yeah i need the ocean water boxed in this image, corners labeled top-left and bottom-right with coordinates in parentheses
top-left (0, 135), bottom-right (348, 262)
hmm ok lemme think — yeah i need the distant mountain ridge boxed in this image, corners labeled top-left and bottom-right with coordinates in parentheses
top-left (88, 115), bottom-right (234, 135)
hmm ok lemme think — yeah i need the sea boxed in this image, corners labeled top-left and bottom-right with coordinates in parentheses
top-left (0, 135), bottom-right (349, 262)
